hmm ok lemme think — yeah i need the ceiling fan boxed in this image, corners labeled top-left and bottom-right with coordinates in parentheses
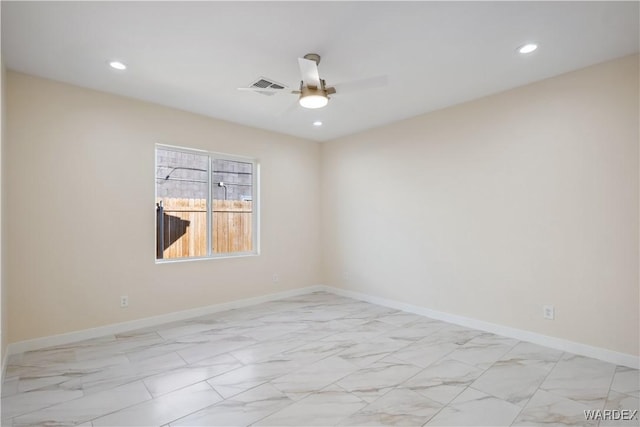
top-left (238, 53), bottom-right (387, 109)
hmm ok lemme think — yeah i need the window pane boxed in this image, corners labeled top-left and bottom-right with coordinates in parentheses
top-left (156, 148), bottom-right (208, 259)
top-left (212, 159), bottom-right (253, 253)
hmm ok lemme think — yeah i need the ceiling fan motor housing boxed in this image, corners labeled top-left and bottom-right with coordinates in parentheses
top-left (303, 53), bottom-right (321, 65)
top-left (300, 84), bottom-right (327, 98)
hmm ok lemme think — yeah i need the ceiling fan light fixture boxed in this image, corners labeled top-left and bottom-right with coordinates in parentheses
top-left (299, 86), bottom-right (328, 109)
top-left (299, 95), bottom-right (328, 109)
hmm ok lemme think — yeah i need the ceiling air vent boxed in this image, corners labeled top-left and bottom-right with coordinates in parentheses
top-left (248, 77), bottom-right (287, 96)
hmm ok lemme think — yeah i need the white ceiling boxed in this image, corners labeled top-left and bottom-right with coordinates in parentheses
top-left (2, 2), bottom-right (638, 142)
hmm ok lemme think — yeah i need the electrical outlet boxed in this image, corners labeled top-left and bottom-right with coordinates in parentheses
top-left (543, 305), bottom-right (554, 320)
top-left (272, 274), bottom-right (279, 283)
top-left (120, 295), bottom-right (129, 308)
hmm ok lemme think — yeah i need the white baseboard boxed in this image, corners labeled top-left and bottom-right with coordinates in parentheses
top-left (6, 284), bottom-right (638, 369)
top-left (320, 285), bottom-right (639, 369)
top-left (7, 285), bottom-right (324, 356)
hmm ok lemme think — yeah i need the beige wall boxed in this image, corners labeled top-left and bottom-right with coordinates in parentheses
top-left (6, 72), bottom-right (321, 343)
top-left (321, 55), bottom-right (639, 356)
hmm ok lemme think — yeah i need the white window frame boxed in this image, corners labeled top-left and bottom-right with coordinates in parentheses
top-left (155, 144), bottom-right (260, 263)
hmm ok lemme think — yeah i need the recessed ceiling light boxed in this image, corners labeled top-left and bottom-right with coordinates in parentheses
top-left (109, 60), bottom-right (127, 70)
top-left (313, 121), bottom-right (323, 127)
top-left (518, 43), bottom-right (538, 54)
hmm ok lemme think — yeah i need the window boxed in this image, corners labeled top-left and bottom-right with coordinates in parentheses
top-left (155, 145), bottom-right (258, 261)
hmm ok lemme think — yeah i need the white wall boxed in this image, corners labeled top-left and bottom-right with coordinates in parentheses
top-left (321, 55), bottom-right (639, 356)
top-left (6, 72), bottom-right (321, 343)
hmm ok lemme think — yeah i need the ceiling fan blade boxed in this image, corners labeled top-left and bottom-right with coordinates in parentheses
top-left (280, 98), bottom-right (300, 116)
top-left (298, 57), bottom-right (321, 88)
top-left (332, 75), bottom-right (388, 95)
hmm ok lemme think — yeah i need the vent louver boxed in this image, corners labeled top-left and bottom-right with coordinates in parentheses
top-left (248, 77), bottom-right (287, 96)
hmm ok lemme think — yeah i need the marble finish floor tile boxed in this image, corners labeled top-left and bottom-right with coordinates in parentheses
top-left (11, 381), bottom-right (152, 426)
top-left (470, 342), bottom-right (561, 407)
top-left (540, 353), bottom-right (617, 407)
top-left (92, 381), bottom-right (221, 426)
top-left (2, 291), bottom-right (637, 427)
top-left (611, 366), bottom-right (640, 398)
top-left (16, 373), bottom-right (73, 393)
top-left (446, 333), bottom-right (518, 369)
top-left (428, 324), bottom-right (483, 346)
top-left (375, 312), bottom-right (424, 327)
top-left (341, 388), bottom-right (442, 426)
top-left (336, 337), bottom-right (409, 368)
top-left (513, 389), bottom-right (598, 427)
top-left (401, 358), bottom-right (484, 405)
top-left (380, 319), bottom-right (445, 343)
top-left (600, 391), bottom-right (640, 427)
top-left (336, 357), bottom-right (422, 402)
top-left (207, 359), bottom-right (296, 398)
top-left (124, 339), bottom-right (198, 363)
top-left (172, 383), bottom-right (292, 426)
top-left (228, 336), bottom-right (308, 364)
top-left (1, 378), bottom-right (18, 398)
top-left (320, 320), bottom-right (398, 343)
top-left (254, 385), bottom-right (367, 426)
top-left (1, 388), bottom-right (84, 420)
top-left (502, 341), bottom-right (564, 364)
top-left (272, 355), bottom-right (361, 399)
top-left (176, 335), bottom-right (257, 364)
top-left (278, 340), bottom-right (355, 366)
top-left (390, 335), bottom-right (459, 369)
top-left (61, 351), bottom-right (187, 395)
top-left (425, 387), bottom-right (522, 426)
top-left (75, 331), bottom-right (165, 361)
top-left (143, 354), bottom-right (242, 397)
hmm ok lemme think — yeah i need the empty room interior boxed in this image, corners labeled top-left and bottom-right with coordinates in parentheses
top-left (0, 1), bottom-right (639, 426)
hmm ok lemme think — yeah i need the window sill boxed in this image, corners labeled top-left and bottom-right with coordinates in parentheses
top-left (155, 252), bottom-right (259, 264)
